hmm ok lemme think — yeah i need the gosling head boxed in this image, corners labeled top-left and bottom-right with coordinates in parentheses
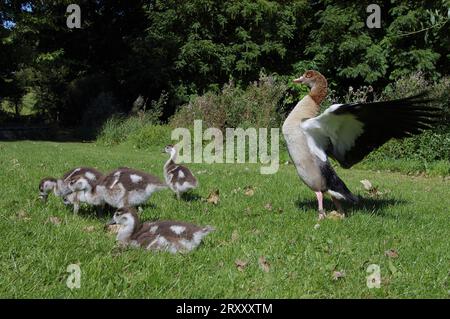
top-left (38, 178), bottom-right (57, 202)
top-left (108, 207), bottom-right (138, 227)
top-left (163, 144), bottom-right (177, 158)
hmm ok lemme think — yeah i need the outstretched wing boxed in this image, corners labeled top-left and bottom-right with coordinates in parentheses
top-left (301, 92), bottom-right (441, 168)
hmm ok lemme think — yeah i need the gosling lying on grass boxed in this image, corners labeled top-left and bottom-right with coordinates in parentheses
top-left (107, 207), bottom-right (214, 253)
top-left (39, 167), bottom-right (103, 213)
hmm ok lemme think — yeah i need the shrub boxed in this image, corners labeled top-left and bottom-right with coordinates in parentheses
top-left (96, 93), bottom-right (167, 146)
top-left (170, 73), bottom-right (287, 130)
top-left (128, 125), bottom-right (173, 150)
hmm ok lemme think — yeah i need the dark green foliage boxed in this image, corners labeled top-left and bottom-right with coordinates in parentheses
top-left (2, 0), bottom-right (449, 127)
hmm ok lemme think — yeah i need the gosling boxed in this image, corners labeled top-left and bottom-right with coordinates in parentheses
top-left (69, 167), bottom-right (167, 210)
top-left (39, 167), bottom-right (102, 213)
top-left (107, 207), bottom-right (214, 253)
top-left (163, 144), bottom-right (198, 199)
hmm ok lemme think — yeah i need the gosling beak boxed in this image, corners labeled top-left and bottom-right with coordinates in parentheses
top-left (293, 76), bottom-right (305, 84)
top-left (106, 218), bottom-right (117, 226)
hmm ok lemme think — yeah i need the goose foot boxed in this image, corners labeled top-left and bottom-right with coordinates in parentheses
top-left (318, 209), bottom-right (326, 220)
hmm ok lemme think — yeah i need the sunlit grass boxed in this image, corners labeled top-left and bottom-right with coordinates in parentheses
top-left (0, 141), bottom-right (449, 298)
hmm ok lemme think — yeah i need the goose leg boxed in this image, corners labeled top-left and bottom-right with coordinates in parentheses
top-left (315, 191), bottom-right (326, 220)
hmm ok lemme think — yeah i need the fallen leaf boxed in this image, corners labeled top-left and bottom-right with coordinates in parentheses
top-left (244, 186), bottom-right (255, 196)
top-left (106, 224), bottom-right (121, 234)
top-left (264, 203), bottom-right (273, 211)
top-left (360, 179), bottom-right (373, 191)
top-left (206, 189), bottom-right (220, 205)
top-left (384, 249), bottom-right (399, 258)
top-left (332, 270), bottom-right (346, 280)
top-left (83, 226), bottom-right (95, 233)
top-left (16, 210), bottom-right (31, 221)
top-left (258, 256), bottom-right (270, 273)
top-left (235, 259), bottom-right (248, 272)
top-left (360, 179), bottom-right (383, 197)
top-left (231, 230), bottom-right (239, 242)
top-left (326, 211), bottom-right (345, 221)
top-left (47, 216), bottom-right (62, 225)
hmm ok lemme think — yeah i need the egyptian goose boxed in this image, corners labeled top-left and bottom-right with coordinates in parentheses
top-left (68, 167), bottom-right (167, 209)
top-left (107, 207), bottom-right (214, 253)
top-left (39, 167), bottom-right (102, 213)
top-left (283, 70), bottom-right (440, 219)
top-left (163, 145), bottom-right (198, 199)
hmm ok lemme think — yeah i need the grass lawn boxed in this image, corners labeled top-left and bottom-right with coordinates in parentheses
top-left (0, 140), bottom-right (449, 298)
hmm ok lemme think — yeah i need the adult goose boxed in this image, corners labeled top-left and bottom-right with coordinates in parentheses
top-left (282, 70), bottom-right (440, 220)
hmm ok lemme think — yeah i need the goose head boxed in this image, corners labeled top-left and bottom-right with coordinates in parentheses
top-left (293, 70), bottom-right (327, 88)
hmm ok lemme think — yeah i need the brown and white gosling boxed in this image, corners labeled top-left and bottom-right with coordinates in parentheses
top-left (39, 167), bottom-right (102, 213)
top-left (68, 167), bottom-right (167, 209)
top-left (163, 145), bottom-right (198, 199)
top-left (107, 207), bottom-right (214, 253)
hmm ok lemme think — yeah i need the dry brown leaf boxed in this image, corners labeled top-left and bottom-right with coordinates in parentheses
top-left (235, 259), bottom-right (248, 272)
top-left (385, 249), bottom-right (399, 258)
top-left (360, 179), bottom-right (373, 191)
top-left (361, 179), bottom-right (383, 197)
top-left (244, 186), bottom-right (255, 197)
top-left (83, 226), bottom-right (95, 233)
top-left (326, 211), bottom-right (345, 221)
top-left (332, 270), bottom-right (346, 280)
top-left (231, 230), bottom-right (239, 242)
top-left (16, 210), bottom-right (31, 221)
top-left (258, 256), bottom-right (270, 273)
top-left (264, 203), bottom-right (273, 211)
top-left (106, 224), bottom-right (121, 234)
top-left (206, 189), bottom-right (220, 205)
top-left (47, 216), bottom-right (62, 225)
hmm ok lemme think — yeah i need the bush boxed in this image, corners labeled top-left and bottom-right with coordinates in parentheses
top-left (96, 94), bottom-right (167, 146)
top-left (128, 125), bottom-right (173, 150)
top-left (170, 73), bottom-right (287, 130)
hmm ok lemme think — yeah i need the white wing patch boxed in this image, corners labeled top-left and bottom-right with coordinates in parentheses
top-left (301, 104), bottom-right (364, 160)
top-left (178, 170), bottom-right (185, 178)
top-left (170, 225), bottom-right (186, 235)
top-left (130, 174), bottom-right (143, 183)
top-left (85, 171), bottom-right (96, 180)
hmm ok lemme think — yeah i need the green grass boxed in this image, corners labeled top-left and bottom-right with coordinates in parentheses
top-left (0, 141), bottom-right (449, 298)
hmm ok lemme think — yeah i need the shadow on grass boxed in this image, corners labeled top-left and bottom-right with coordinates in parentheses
top-left (179, 192), bottom-right (202, 202)
top-left (295, 196), bottom-right (406, 217)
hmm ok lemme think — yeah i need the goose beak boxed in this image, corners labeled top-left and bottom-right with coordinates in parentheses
top-left (293, 76), bottom-right (305, 84)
